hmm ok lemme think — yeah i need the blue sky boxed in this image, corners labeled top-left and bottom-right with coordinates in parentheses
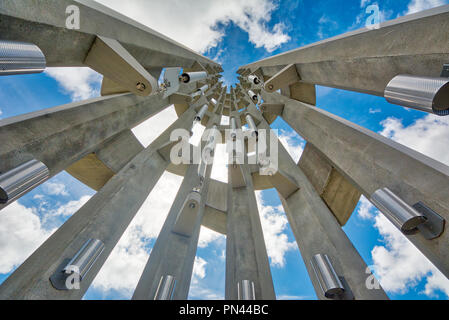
top-left (1, 0), bottom-right (449, 300)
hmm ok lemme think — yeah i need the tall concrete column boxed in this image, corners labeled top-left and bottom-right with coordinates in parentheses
top-left (133, 111), bottom-right (221, 300)
top-left (240, 99), bottom-right (388, 300)
top-left (262, 90), bottom-right (449, 278)
top-left (0, 107), bottom-right (196, 300)
top-left (225, 116), bottom-right (275, 300)
top-left (132, 165), bottom-right (208, 300)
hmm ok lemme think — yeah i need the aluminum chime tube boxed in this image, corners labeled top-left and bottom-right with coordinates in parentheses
top-left (193, 104), bottom-right (209, 124)
top-left (230, 117), bottom-right (238, 141)
top-left (245, 114), bottom-right (258, 138)
top-left (237, 280), bottom-right (256, 300)
top-left (180, 71), bottom-right (208, 84)
top-left (198, 125), bottom-right (218, 181)
top-left (154, 276), bottom-right (176, 300)
top-left (248, 75), bottom-right (261, 85)
top-left (248, 90), bottom-right (259, 103)
top-left (385, 75), bottom-right (449, 116)
top-left (191, 84), bottom-right (210, 99)
top-left (371, 188), bottom-right (427, 234)
top-left (0, 40), bottom-right (46, 75)
top-left (63, 239), bottom-right (105, 280)
top-left (0, 159), bottom-right (49, 204)
top-left (311, 254), bottom-right (345, 298)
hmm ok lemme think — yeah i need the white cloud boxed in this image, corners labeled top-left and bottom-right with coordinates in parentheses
top-left (45, 67), bottom-right (102, 102)
top-left (380, 115), bottom-right (449, 166)
top-left (277, 129), bottom-right (305, 163)
top-left (43, 182), bottom-right (69, 196)
top-left (132, 105), bottom-right (178, 147)
top-left (189, 256), bottom-right (225, 300)
top-left (369, 108), bottom-right (381, 114)
top-left (357, 196), bottom-right (449, 297)
top-left (95, 0), bottom-right (290, 53)
top-left (211, 144), bottom-right (229, 183)
top-left (406, 0), bottom-right (446, 15)
top-left (198, 226), bottom-right (225, 249)
top-left (89, 224), bottom-right (150, 297)
top-left (0, 202), bottom-right (55, 274)
top-left (192, 257), bottom-right (208, 281)
top-left (255, 191), bottom-right (297, 268)
top-left (52, 195), bottom-right (92, 217)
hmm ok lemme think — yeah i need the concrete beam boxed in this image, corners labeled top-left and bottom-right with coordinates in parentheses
top-left (225, 116), bottom-right (275, 300)
top-left (280, 186), bottom-right (389, 300)
top-left (203, 206), bottom-right (227, 235)
top-left (299, 144), bottom-right (361, 226)
top-left (133, 113), bottom-right (221, 299)
top-left (239, 6), bottom-right (449, 96)
top-left (0, 92), bottom-right (174, 209)
top-left (0, 108), bottom-right (196, 299)
top-left (249, 110), bottom-right (388, 299)
top-left (132, 165), bottom-right (206, 300)
top-left (0, 0), bottom-right (220, 70)
top-left (264, 90), bottom-right (449, 278)
top-left (66, 129), bottom-right (144, 191)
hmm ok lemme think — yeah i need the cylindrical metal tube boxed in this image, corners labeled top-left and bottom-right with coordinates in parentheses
top-left (311, 254), bottom-right (345, 298)
top-left (370, 188), bottom-right (427, 234)
top-left (180, 71), bottom-right (207, 84)
top-left (194, 104), bottom-right (209, 122)
top-left (154, 275), bottom-right (176, 300)
top-left (0, 40), bottom-right (46, 76)
top-left (198, 160), bottom-right (208, 182)
top-left (199, 84), bottom-right (209, 94)
top-left (230, 117), bottom-right (237, 141)
top-left (248, 90), bottom-right (258, 103)
top-left (190, 90), bottom-right (202, 99)
top-left (237, 280), bottom-right (256, 300)
top-left (245, 114), bottom-right (258, 138)
top-left (385, 75), bottom-right (449, 116)
top-left (63, 239), bottom-right (105, 280)
top-left (0, 159), bottom-right (49, 204)
top-left (248, 75), bottom-right (261, 85)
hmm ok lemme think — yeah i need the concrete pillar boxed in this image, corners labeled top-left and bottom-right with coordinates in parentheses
top-left (0, 108), bottom-right (196, 300)
top-left (225, 115), bottom-right (275, 300)
top-left (133, 112), bottom-right (220, 300)
top-left (263, 90), bottom-right (449, 278)
top-left (239, 101), bottom-right (387, 299)
top-left (132, 165), bottom-right (207, 300)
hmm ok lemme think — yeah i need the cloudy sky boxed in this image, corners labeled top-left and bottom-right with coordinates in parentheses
top-left (1, 0), bottom-right (449, 300)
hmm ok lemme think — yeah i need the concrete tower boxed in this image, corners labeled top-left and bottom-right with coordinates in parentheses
top-left (0, 0), bottom-right (448, 300)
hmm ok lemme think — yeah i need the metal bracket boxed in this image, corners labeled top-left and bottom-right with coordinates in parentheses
top-left (264, 64), bottom-right (300, 93)
top-left (172, 190), bottom-right (202, 237)
top-left (260, 103), bottom-right (284, 116)
top-left (169, 93), bottom-right (192, 105)
top-left (413, 202), bottom-right (445, 240)
top-left (162, 67), bottom-right (182, 98)
top-left (85, 36), bottom-right (158, 97)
